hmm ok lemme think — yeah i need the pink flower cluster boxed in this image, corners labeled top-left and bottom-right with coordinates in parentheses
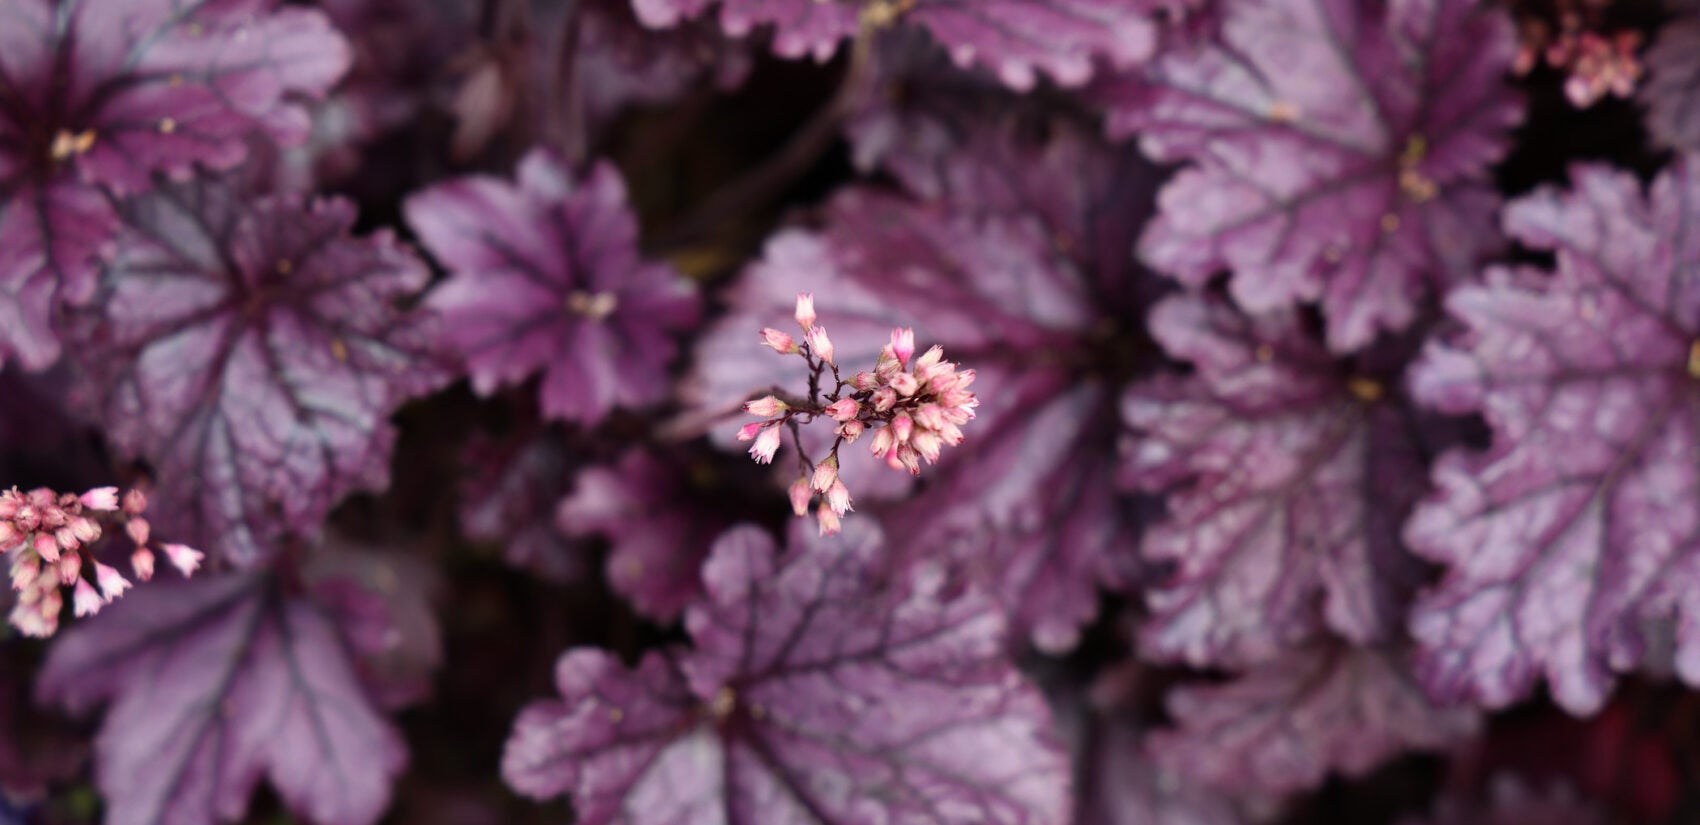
top-left (4, 486), bottom-right (203, 637)
top-left (737, 294), bottom-right (979, 536)
top-left (1514, 5), bottom-right (1642, 107)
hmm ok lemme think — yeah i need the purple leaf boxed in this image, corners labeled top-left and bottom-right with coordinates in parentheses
top-left (1121, 294), bottom-right (1431, 667)
top-left (36, 572), bottom-right (406, 825)
top-left (65, 171), bottom-right (448, 567)
top-left (1641, 11), bottom-right (1700, 154)
top-left (406, 150), bottom-right (700, 425)
top-left (687, 117), bottom-right (1159, 650)
top-left (503, 520), bottom-right (1070, 825)
top-left (632, 0), bottom-right (1153, 89)
top-left (460, 429), bottom-right (587, 584)
top-left (1113, 0), bottom-right (1522, 351)
top-left (1148, 644), bottom-right (1479, 794)
top-left (1404, 160), bottom-right (1700, 715)
top-left (0, 0), bottom-right (350, 368)
top-left (305, 537), bottom-right (444, 711)
top-left (556, 448), bottom-right (724, 622)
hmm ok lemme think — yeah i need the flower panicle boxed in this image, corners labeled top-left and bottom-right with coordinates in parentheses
top-left (3, 484), bottom-right (204, 637)
top-left (735, 295), bottom-right (980, 536)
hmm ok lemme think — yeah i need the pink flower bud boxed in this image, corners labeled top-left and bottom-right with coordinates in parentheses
top-left (825, 398), bottom-right (858, 422)
top-left (126, 517), bottom-right (151, 546)
top-left (12, 504), bottom-right (37, 533)
top-left (749, 425), bottom-right (782, 465)
top-left (743, 395), bottom-right (788, 417)
top-left (0, 492), bottom-right (17, 520)
top-left (71, 517), bottom-right (100, 544)
top-left (912, 430), bottom-right (943, 464)
top-left (132, 547), bottom-right (156, 581)
top-left (811, 457), bottom-right (838, 493)
top-left (10, 556), bottom-right (38, 591)
top-left (0, 522), bottom-right (16, 549)
top-left (872, 386), bottom-right (897, 412)
top-left (794, 293), bottom-right (816, 330)
top-left (891, 412), bottom-right (914, 444)
top-left (889, 328), bottom-right (914, 366)
top-left (869, 426), bottom-right (894, 459)
top-left (95, 562), bottom-right (131, 601)
top-left (914, 345), bottom-right (945, 371)
top-left (34, 533), bottom-right (60, 563)
top-left (837, 420), bottom-right (864, 443)
top-left (826, 479), bottom-right (852, 516)
top-left (760, 327), bottom-right (796, 353)
top-left (815, 501), bottom-right (841, 536)
top-left (57, 553), bottom-right (81, 585)
top-left (736, 421), bottom-right (766, 441)
top-left (79, 487), bottom-right (120, 511)
top-left (73, 579), bottom-right (103, 617)
top-left (890, 371), bottom-right (919, 397)
top-left (26, 488), bottom-right (53, 509)
top-left (54, 527), bottom-right (79, 553)
top-left (806, 325), bottom-right (834, 364)
top-left (38, 587), bottom-right (61, 621)
top-left (893, 445), bottom-right (922, 476)
top-left (788, 478), bottom-right (812, 517)
top-left (40, 504), bottom-right (66, 529)
top-left (162, 543), bottom-right (205, 578)
top-left (851, 371), bottom-right (879, 391)
top-left (122, 488), bottom-right (148, 516)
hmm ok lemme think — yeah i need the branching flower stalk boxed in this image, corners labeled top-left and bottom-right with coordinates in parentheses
top-left (3, 486), bottom-right (203, 637)
top-left (738, 293), bottom-right (979, 536)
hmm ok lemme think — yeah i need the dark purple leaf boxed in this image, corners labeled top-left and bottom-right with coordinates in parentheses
top-left (460, 429), bottom-right (587, 584)
top-left (1148, 644), bottom-right (1479, 794)
top-left (687, 117), bottom-right (1159, 650)
top-left (36, 572), bottom-right (406, 825)
top-left (503, 520), bottom-right (1070, 825)
top-left (1641, 10), bottom-right (1700, 154)
top-left (0, 0), bottom-right (350, 368)
top-left (305, 537), bottom-right (444, 710)
top-left (556, 448), bottom-right (723, 622)
top-left (1121, 294), bottom-right (1430, 667)
top-left (631, 0), bottom-right (1153, 89)
top-left (405, 150), bottom-right (700, 425)
top-left (1112, 0), bottom-right (1522, 351)
top-left (1404, 160), bottom-right (1700, 714)
top-left (65, 171), bottom-right (448, 567)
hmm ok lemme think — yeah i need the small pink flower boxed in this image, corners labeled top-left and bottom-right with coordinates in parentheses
top-left (851, 371), bottom-right (879, 391)
top-left (890, 371), bottom-right (919, 397)
top-left (869, 426), bottom-right (895, 459)
top-left (70, 516), bottom-right (101, 544)
top-left (0, 521), bottom-right (16, 549)
top-left (126, 517), bottom-right (151, 546)
top-left (743, 395), bottom-right (788, 417)
top-left (794, 292), bottom-right (817, 330)
top-left (760, 327), bottom-right (796, 353)
top-left (33, 533), bottom-right (60, 564)
top-left (912, 430), bottom-right (943, 464)
top-left (892, 445), bottom-right (922, 476)
top-left (94, 562), bottom-right (131, 601)
top-left (26, 488), bottom-right (53, 509)
top-left (162, 543), bottom-right (205, 578)
top-left (132, 547), bottom-right (156, 582)
top-left (871, 386), bottom-right (897, 413)
top-left (122, 488), bottom-right (148, 516)
top-left (806, 325), bottom-right (835, 364)
top-left (57, 553), bottom-right (81, 586)
top-left (10, 556), bottom-right (38, 591)
top-left (736, 421), bottom-right (766, 441)
top-left (12, 503), bottom-right (37, 533)
top-left (891, 412), bottom-right (914, 444)
top-left (815, 501), bottom-right (841, 536)
top-left (811, 456), bottom-right (838, 493)
top-left (79, 487), bottom-right (120, 511)
top-left (837, 420), bottom-right (865, 443)
top-left (73, 579), bottom-right (103, 617)
top-left (788, 478), bottom-right (813, 517)
top-left (825, 398), bottom-right (858, 422)
top-left (0, 492), bottom-right (17, 521)
top-left (825, 479), bottom-right (852, 516)
top-left (890, 328), bottom-right (915, 367)
top-left (749, 425), bottom-right (782, 464)
top-left (914, 345), bottom-right (945, 371)
top-left (54, 527), bottom-right (79, 553)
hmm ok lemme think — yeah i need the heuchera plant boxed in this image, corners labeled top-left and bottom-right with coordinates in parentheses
top-left (7, 0), bottom-right (1700, 823)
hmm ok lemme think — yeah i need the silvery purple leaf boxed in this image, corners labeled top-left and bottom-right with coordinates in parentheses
top-left (0, 0), bottom-right (350, 369)
top-left (1641, 10), bottom-right (1700, 153)
top-left (65, 171), bottom-right (449, 567)
top-left (1148, 644), bottom-right (1479, 794)
top-left (36, 572), bottom-right (406, 825)
top-left (460, 429), bottom-right (587, 584)
top-left (1113, 0), bottom-right (1522, 351)
top-left (503, 519), bottom-right (1070, 825)
top-left (632, 0), bottom-right (1153, 89)
top-left (556, 448), bottom-right (723, 622)
top-left (406, 150), bottom-right (700, 425)
top-left (1121, 294), bottom-right (1430, 667)
top-left (1405, 160), bottom-right (1700, 715)
top-left (305, 538), bottom-right (444, 711)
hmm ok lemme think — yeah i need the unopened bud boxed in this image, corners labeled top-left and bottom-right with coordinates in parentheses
top-left (760, 327), bottom-right (796, 353)
top-left (872, 386), bottom-right (897, 412)
top-left (890, 371), bottom-right (919, 397)
top-left (816, 501), bottom-right (841, 536)
top-left (788, 478), bottom-right (812, 517)
top-left (806, 325), bottom-right (835, 364)
top-left (57, 553), bottom-right (81, 585)
top-left (126, 517), bottom-right (151, 546)
top-left (34, 533), bottom-right (60, 563)
top-left (811, 457), bottom-right (838, 492)
top-left (131, 547), bottom-right (156, 581)
top-left (122, 488), bottom-right (148, 516)
top-left (825, 398), bottom-right (858, 422)
top-left (794, 293), bottom-right (817, 330)
top-left (889, 328), bottom-right (915, 366)
top-left (837, 420), bottom-right (865, 443)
